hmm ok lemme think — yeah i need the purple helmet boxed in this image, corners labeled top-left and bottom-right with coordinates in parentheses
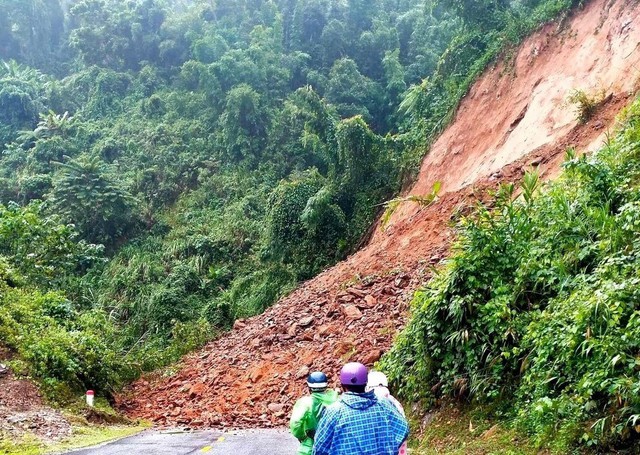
top-left (339, 362), bottom-right (368, 386)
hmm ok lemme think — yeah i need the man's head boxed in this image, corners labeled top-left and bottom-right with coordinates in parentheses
top-left (339, 362), bottom-right (368, 393)
top-left (366, 370), bottom-right (388, 391)
top-left (307, 371), bottom-right (328, 393)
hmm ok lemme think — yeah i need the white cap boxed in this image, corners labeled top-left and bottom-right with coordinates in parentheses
top-left (367, 371), bottom-right (388, 388)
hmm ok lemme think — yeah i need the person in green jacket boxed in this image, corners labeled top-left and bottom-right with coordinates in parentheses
top-left (290, 371), bottom-right (339, 455)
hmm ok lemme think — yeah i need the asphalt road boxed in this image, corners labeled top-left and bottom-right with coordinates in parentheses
top-left (65, 428), bottom-right (300, 455)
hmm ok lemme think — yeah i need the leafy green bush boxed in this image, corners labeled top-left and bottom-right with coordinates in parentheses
top-left (0, 286), bottom-right (127, 399)
top-left (382, 98), bottom-right (640, 450)
top-left (0, 202), bottom-right (104, 289)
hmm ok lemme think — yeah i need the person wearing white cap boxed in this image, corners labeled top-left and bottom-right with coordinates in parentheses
top-left (366, 371), bottom-right (407, 455)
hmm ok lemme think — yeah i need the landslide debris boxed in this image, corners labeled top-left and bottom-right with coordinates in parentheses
top-left (117, 270), bottom-right (429, 428)
top-left (118, 0), bottom-right (640, 429)
top-left (118, 89), bottom-right (626, 428)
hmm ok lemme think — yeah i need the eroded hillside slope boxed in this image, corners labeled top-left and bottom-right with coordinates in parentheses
top-left (118, 0), bottom-right (640, 428)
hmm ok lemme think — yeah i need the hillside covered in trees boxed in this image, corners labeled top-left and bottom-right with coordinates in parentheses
top-left (111, 0), bottom-right (640, 447)
top-left (4, 0), bottom-right (640, 452)
top-left (0, 0), bottom-right (577, 399)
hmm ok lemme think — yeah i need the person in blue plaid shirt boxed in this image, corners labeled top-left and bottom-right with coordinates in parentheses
top-left (312, 362), bottom-right (409, 455)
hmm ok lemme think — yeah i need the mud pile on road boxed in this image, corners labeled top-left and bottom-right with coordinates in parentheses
top-left (118, 0), bottom-right (640, 429)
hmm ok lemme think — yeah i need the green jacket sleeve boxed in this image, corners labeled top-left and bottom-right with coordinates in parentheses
top-left (290, 396), bottom-right (312, 441)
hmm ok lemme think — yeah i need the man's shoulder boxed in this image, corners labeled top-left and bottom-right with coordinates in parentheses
top-left (321, 399), bottom-right (346, 419)
top-left (371, 396), bottom-right (406, 420)
top-left (375, 396), bottom-right (398, 410)
top-left (295, 395), bottom-right (314, 408)
top-left (325, 399), bottom-right (343, 412)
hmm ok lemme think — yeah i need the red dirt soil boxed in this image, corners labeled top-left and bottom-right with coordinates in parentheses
top-left (0, 350), bottom-right (72, 441)
top-left (117, 0), bottom-right (640, 428)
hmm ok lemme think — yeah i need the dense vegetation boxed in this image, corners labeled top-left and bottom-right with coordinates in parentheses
top-left (0, 0), bottom-right (577, 400)
top-left (382, 99), bottom-right (640, 451)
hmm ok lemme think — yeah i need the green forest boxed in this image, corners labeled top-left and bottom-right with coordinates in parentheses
top-left (11, 0), bottom-right (640, 452)
top-left (0, 0), bottom-right (576, 397)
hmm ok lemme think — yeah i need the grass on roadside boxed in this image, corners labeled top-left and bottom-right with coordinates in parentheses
top-left (409, 404), bottom-right (546, 455)
top-left (0, 425), bottom-right (147, 455)
top-left (0, 398), bottom-right (149, 455)
top-left (46, 424), bottom-right (148, 453)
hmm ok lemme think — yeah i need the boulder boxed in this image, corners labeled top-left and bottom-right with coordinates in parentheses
top-left (361, 349), bottom-right (382, 365)
top-left (295, 366), bottom-right (310, 379)
top-left (189, 382), bottom-right (206, 398)
top-left (343, 305), bottom-right (363, 320)
top-left (267, 403), bottom-right (284, 414)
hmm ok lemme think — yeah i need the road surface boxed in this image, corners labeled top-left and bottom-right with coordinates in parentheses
top-left (65, 428), bottom-right (299, 455)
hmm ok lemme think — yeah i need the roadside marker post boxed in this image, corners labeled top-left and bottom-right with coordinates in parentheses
top-left (86, 390), bottom-right (95, 407)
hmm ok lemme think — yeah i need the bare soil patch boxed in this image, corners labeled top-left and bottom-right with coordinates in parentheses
top-left (0, 365), bottom-right (72, 442)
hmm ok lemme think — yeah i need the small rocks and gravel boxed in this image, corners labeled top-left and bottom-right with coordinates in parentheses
top-left (0, 367), bottom-right (72, 442)
top-left (117, 270), bottom-right (425, 429)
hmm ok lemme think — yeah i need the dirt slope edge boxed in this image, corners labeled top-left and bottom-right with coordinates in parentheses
top-left (0, 346), bottom-right (72, 442)
top-left (117, 0), bottom-right (640, 428)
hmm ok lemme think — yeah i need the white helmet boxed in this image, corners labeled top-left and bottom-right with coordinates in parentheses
top-left (367, 371), bottom-right (388, 388)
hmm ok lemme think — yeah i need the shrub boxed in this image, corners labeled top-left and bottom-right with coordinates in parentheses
top-left (0, 288), bottom-right (127, 399)
top-left (382, 97), bottom-right (640, 450)
top-left (567, 88), bottom-right (607, 123)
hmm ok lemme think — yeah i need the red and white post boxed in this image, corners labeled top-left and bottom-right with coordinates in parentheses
top-left (86, 390), bottom-right (95, 407)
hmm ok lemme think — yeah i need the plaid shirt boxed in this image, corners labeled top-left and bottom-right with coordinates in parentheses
top-left (312, 391), bottom-right (409, 455)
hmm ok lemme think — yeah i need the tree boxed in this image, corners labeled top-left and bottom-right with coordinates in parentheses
top-left (0, 60), bottom-right (49, 132)
top-left (319, 19), bottom-right (348, 68)
top-left (0, 0), bottom-right (65, 70)
top-left (68, 0), bottom-right (166, 71)
top-left (346, 0), bottom-right (377, 37)
top-left (325, 58), bottom-right (384, 128)
top-left (218, 84), bottom-right (269, 164)
top-left (19, 111), bottom-right (76, 143)
top-left (382, 49), bottom-right (407, 127)
top-left (356, 21), bottom-right (399, 82)
top-left (267, 86), bottom-right (338, 174)
top-left (335, 115), bottom-right (380, 186)
top-left (191, 33), bottom-right (229, 64)
top-left (0, 5), bottom-right (20, 61)
top-left (291, 0), bottom-right (328, 59)
top-left (265, 170), bottom-right (346, 277)
top-left (47, 156), bottom-right (138, 245)
top-left (440, 0), bottom-right (509, 29)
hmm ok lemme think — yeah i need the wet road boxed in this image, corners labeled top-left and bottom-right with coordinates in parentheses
top-left (64, 428), bottom-right (299, 455)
